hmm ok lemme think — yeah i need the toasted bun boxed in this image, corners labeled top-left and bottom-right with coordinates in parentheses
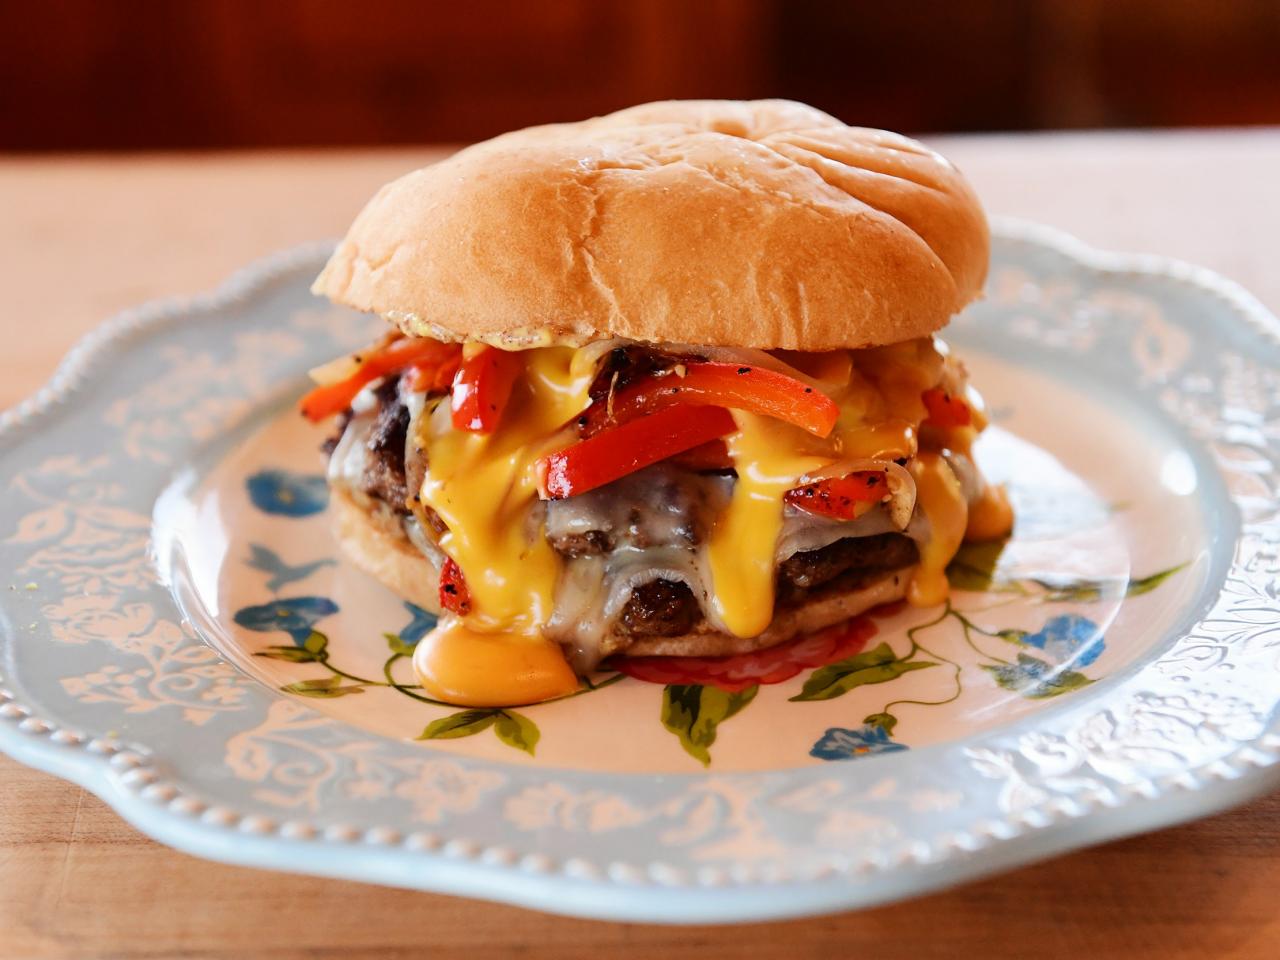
top-left (314, 99), bottom-right (988, 351)
top-left (333, 489), bottom-right (443, 615)
top-left (334, 489), bottom-right (912, 659)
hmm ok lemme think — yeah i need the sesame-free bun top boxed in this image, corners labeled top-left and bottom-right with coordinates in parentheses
top-left (314, 99), bottom-right (989, 351)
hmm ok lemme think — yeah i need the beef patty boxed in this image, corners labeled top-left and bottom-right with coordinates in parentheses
top-left (357, 377), bottom-right (412, 509)
top-left (612, 534), bottom-right (919, 638)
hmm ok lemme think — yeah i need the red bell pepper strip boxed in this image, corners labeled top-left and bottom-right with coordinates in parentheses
top-left (667, 439), bottom-right (734, 472)
top-left (405, 352), bottom-right (461, 394)
top-left (580, 362), bottom-right (838, 438)
top-left (300, 338), bottom-right (461, 422)
top-left (538, 405), bottom-right (738, 500)
top-left (438, 557), bottom-right (472, 615)
top-left (785, 471), bottom-right (889, 520)
top-left (921, 386), bottom-right (971, 428)
top-left (450, 346), bottom-right (523, 433)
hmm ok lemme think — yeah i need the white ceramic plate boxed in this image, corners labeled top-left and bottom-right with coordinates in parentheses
top-left (2, 221), bottom-right (1278, 923)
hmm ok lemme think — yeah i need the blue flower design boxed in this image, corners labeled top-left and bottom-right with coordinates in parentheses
top-left (810, 723), bottom-right (909, 762)
top-left (1021, 614), bottom-right (1104, 667)
top-left (398, 601), bottom-right (438, 645)
top-left (233, 596), bottom-right (339, 644)
top-left (984, 652), bottom-right (1093, 699)
top-left (246, 469), bottom-right (328, 517)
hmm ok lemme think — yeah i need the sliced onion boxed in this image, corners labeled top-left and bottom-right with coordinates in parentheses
top-left (943, 449), bottom-right (982, 503)
top-left (307, 352), bottom-right (362, 387)
top-left (571, 337), bottom-right (631, 378)
top-left (776, 507), bottom-right (904, 560)
top-left (403, 513), bottom-right (445, 566)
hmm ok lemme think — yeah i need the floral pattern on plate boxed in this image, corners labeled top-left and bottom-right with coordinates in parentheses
top-left (223, 443), bottom-right (1183, 767)
top-left (1, 224), bottom-right (1277, 923)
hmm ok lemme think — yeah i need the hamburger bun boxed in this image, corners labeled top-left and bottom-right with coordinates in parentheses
top-left (314, 99), bottom-right (988, 352)
top-left (333, 488), bottom-right (911, 660)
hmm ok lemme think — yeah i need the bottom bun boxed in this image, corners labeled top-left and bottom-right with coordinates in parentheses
top-left (333, 489), bottom-right (913, 660)
top-left (333, 488), bottom-right (444, 615)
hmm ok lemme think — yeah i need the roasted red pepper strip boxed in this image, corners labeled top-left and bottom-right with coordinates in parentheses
top-left (450, 346), bottom-right (523, 433)
top-left (785, 471), bottom-right (889, 520)
top-left (300, 338), bottom-right (461, 422)
top-left (438, 557), bottom-right (472, 615)
top-left (405, 352), bottom-right (461, 394)
top-left (667, 438), bottom-right (734, 472)
top-left (580, 362), bottom-right (838, 438)
top-left (538, 405), bottom-right (737, 499)
top-left (921, 386), bottom-right (971, 428)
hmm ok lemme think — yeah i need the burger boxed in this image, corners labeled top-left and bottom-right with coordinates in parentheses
top-left (302, 99), bottom-right (1013, 707)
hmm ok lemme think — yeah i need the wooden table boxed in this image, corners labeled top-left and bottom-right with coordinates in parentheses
top-left (2, 131), bottom-right (1278, 959)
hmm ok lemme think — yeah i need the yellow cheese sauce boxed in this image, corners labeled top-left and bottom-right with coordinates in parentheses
top-left (906, 451), bottom-right (970, 606)
top-left (965, 481), bottom-right (1015, 543)
top-left (412, 619), bottom-right (579, 707)
top-left (406, 336), bottom-right (1010, 706)
top-left (417, 347), bottom-right (593, 629)
top-left (707, 413), bottom-right (830, 637)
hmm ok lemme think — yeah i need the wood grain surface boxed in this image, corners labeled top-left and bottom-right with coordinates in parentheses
top-left (2, 131), bottom-right (1278, 959)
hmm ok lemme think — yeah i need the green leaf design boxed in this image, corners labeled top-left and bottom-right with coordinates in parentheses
top-left (996, 628), bottom-right (1029, 645)
top-left (1029, 563), bottom-right (1186, 603)
top-left (1035, 578), bottom-right (1107, 602)
top-left (417, 709), bottom-right (499, 740)
top-left (863, 712), bottom-right (898, 733)
top-left (256, 645), bottom-right (320, 663)
top-left (303, 630), bottom-right (328, 655)
top-left (383, 632), bottom-right (417, 656)
top-left (280, 676), bottom-right (364, 698)
top-left (1125, 563), bottom-right (1187, 597)
top-left (790, 643), bottom-right (937, 702)
top-left (661, 684), bottom-right (758, 766)
top-left (416, 709), bottom-right (542, 755)
top-left (983, 653), bottom-right (1093, 699)
top-left (493, 710), bottom-right (540, 756)
top-left (946, 539), bottom-right (1010, 591)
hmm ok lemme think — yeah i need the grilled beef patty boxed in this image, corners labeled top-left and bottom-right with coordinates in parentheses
top-left (776, 533), bottom-right (919, 602)
top-left (610, 534), bottom-right (919, 638)
top-left (618, 579), bottom-right (702, 637)
top-left (363, 378), bottom-right (411, 508)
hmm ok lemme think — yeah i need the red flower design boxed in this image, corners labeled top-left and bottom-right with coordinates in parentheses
top-left (611, 614), bottom-right (881, 692)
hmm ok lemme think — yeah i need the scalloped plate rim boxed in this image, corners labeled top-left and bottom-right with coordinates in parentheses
top-left (0, 218), bottom-right (1277, 924)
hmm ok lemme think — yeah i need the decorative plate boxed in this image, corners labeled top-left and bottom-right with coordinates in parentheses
top-left (2, 221), bottom-right (1278, 924)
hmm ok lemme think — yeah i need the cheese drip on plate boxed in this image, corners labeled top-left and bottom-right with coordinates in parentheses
top-left (404, 337), bottom-right (1011, 706)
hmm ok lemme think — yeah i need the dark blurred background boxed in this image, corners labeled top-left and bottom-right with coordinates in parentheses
top-left (3, 0), bottom-right (1279, 151)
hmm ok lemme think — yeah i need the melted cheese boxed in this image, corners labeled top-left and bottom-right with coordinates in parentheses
top-left (907, 451), bottom-right (969, 606)
top-left (418, 347), bottom-right (592, 629)
top-left (707, 413), bottom-right (830, 637)
top-left (965, 482), bottom-right (1015, 542)
top-left (834, 418), bottom-right (917, 461)
top-left (413, 619), bottom-right (579, 706)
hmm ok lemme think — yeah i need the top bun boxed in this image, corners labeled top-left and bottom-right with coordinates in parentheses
top-left (314, 100), bottom-right (989, 351)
